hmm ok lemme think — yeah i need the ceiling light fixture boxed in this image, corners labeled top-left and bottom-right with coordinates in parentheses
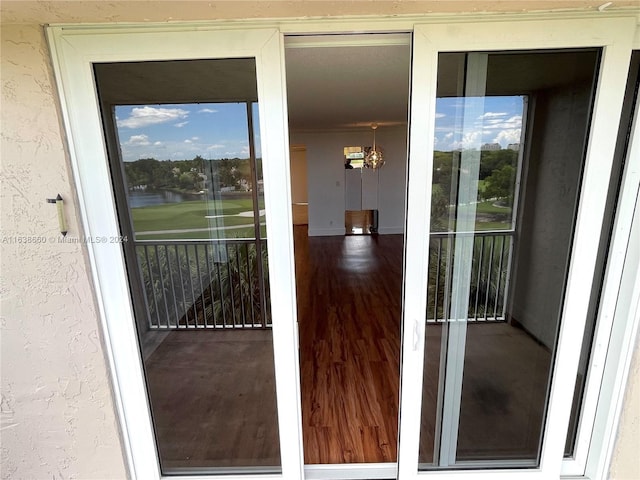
top-left (364, 123), bottom-right (384, 169)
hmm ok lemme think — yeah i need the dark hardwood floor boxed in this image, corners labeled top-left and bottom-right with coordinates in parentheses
top-left (294, 226), bottom-right (404, 464)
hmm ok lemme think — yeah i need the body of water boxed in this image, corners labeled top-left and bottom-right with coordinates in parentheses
top-left (128, 190), bottom-right (193, 208)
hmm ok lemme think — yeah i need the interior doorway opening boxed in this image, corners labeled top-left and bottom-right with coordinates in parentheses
top-left (284, 34), bottom-right (412, 466)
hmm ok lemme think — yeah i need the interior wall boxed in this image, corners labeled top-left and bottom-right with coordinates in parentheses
top-left (290, 126), bottom-right (407, 236)
top-left (510, 81), bottom-right (593, 349)
top-left (290, 146), bottom-right (309, 225)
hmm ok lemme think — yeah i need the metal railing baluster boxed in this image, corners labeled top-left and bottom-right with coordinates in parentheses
top-left (434, 237), bottom-right (442, 322)
top-left (215, 243), bottom-right (227, 328)
top-left (484, 237), bottom-right (495, 321)
top-left (165, 245), bottom-right (179, 327)
top-left (184, 244), bottom-right (197, 328)
top-left (154, 244), bottom-right (170, 329)
top-left (246, 243), bottom-right (256, 327)
top-left (235, 244), bottom-right (247, 327)
top-left (143, 245), bottom-right (160, 329)
top-left (194, 244), bottom-right (206, 328)
top-left (227, 243), bottom-right (237, 327)
top-left (474, 236), bottom-right (485, 321)
top-left (204, 244), bottom-right (217, 327)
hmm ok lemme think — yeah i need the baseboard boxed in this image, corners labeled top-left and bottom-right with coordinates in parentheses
top-left (308, 227), bottom-right (346, 237)
top-left (378, 226), bottom-right (405, 235)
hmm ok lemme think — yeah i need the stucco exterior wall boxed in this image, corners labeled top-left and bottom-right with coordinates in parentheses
top-left (609, 333), bottom-right (640, 479)
top-left (0, 2), bottom-right (638, 480)
top-left (0, 24), bottom-right (127, 480)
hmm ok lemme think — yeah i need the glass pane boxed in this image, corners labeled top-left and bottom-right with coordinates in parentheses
top-left (420, 49), bottom-right (600, 468)
top-left (95, 59), bottom-right (280, 474)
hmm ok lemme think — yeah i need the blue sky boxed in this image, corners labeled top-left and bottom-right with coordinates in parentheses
top-left (434, 96), bottom-right (524, 151)
top-left (116, 103), bottom-right (260, 162)
top-left (116, 96), bottom-right (523, 161)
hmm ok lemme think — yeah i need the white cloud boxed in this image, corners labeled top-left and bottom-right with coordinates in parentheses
top-left (494, 129), bottom-right (522, 146)
top-left (153, 141), bottom-right (163, 146)
top-left (117, 106), bottom-right (188, 129)
top-left (480, 112), bottom-right (507, 119)
top-left (125, 134), bottom-right (150, 146)
top-left (184, 139), bottom-right (192, 143)
top-left (435, 113), bottom-right (446, 119)
top-left (191, 136), bottom-right (199, 141)
top-left (174, 121), bottom-right (189, 128)
top-left (207, 144), bottom-right (225, 150)
top-left (198, 108), bottom-right (218, 114)
top-left (451, 130), bottom-right (482, 150)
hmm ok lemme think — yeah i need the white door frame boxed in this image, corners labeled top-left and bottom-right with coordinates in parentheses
top-left (47, 26), bottom-right (303, 480)
top-left (398, 16), bottom-right (636, 480)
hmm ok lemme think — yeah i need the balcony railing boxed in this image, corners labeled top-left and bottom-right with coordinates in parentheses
top-left (136, 230), bottom-right (512, 331)
top-left (426, 230), bottom-right (514, 322)
top-left (136, 238), bottom-right (270, 329)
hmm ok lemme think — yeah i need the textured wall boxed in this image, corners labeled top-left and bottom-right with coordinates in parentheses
top-left (3, 1), bottom-right (639, 24)
top-left (610, 334), bottom-right (640, 479)
top-left (0, 24), bottom-right (127, 479)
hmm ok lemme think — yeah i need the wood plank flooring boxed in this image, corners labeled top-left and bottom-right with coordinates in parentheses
top-left (294, 226), bottom-right (404, 464)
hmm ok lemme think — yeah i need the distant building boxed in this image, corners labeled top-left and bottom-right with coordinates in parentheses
top-left (481, 143), bottom-right (502, 151)
top-left (507, 143), bottom-right (520, 151)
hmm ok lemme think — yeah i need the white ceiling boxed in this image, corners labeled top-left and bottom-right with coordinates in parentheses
top-left (284, 38), bottom-right (411, 131)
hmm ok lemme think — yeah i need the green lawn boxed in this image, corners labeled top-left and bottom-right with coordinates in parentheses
top-left (131, 197), bottom-right (511, 241)
top-left (475, 200), bottom-right (512, 215)
top-left (131, 198), bottom-right (263, 233)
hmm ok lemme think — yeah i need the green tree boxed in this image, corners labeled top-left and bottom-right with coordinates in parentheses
top-left (484, 164), bottom-right (515, 203)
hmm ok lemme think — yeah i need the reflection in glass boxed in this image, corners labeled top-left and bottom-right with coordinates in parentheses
top-left (95, 58), bottom-right (280, 474)
top-left (420, 49), bottom-right (600, 468)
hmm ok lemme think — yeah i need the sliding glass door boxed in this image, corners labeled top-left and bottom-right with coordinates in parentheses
top-left (398, 18), bottom-right (633, 480)
top-left (48, 17), bottom-right (635, 480)
top-left (48, 27), bottom-right (302, 480)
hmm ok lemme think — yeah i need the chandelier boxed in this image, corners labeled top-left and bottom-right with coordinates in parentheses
top-left (364, 123), bottom-right (384, 169)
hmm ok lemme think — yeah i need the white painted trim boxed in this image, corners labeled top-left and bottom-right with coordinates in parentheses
top-left (304, 463), bottom-right (397, 479)
top-left (397, 25), bottom-right (438, 480)
top-left (398, 16), bottom-right (636, 480)
top-left (46, 26), bottom-right (303, 480)
top-left (378, 226), bottom-right (405, 235)
top-left (307, 227), bottom-right (346, 237)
